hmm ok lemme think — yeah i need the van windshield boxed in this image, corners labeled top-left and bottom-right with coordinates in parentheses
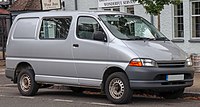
top-left (99, 15), bottom-right (169, 41)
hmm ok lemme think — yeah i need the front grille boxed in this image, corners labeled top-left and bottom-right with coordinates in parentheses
top-left (157, 61), bottom-right (185, 68)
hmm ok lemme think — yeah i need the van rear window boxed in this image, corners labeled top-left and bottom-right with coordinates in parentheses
top-left (13, 18), bottom-right (39, 39)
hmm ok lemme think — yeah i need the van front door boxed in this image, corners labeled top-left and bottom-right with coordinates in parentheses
top-left (72, 16), bottom-right (109, 87)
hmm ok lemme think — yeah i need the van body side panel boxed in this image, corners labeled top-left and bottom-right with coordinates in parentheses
top-left (6, 16), bottom-right (78, 85)
top-left (6, 16), bottom-right (39, 80)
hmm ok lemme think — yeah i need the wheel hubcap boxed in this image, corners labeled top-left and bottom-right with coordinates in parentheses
top-left (20, 74), bottom-right (31, 92)
top-left (109, 78), bottom-right (125, 99)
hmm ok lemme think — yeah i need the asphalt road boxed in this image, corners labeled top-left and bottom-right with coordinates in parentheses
top-left (1, 74), bottom-right (200, 107)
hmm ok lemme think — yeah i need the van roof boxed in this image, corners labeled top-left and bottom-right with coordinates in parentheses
top-left (15, 10), bottom-right (135, 18)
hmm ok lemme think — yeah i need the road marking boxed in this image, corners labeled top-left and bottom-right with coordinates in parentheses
top-left (18, 96), bottom-right (35, 99)
top-left (0, 84), bottom-right (17, 87)
top-left (0, 94), bottom-right (5, 97)
top-left (90, 102), bottom-right (116, 106)
top-left (0, 72), bottom-right (5, 75)
top-left (185, 92), bottom-right (200, 95)
top-left (53, 99), bottom-right (73, 103)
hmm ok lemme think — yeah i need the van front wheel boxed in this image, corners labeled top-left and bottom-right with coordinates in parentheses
top-left (17, 68), bottom-right (39, 96)
top-left (105, 72), bottom-right (133, 104)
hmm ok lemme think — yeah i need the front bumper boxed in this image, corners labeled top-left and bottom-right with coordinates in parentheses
top-left (125, 66), bottom-right (194, 90)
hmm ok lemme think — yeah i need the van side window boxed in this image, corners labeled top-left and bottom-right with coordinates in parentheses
top-left (39, 17), bottom-right (72, 40)
top-left (77, 17), bottom-right (105, 40)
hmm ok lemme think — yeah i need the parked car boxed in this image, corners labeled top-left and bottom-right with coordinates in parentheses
top-left (5, 11), bottom-right (194, 104)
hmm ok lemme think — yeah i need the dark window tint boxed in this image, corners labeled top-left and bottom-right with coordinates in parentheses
top-left (193, 2), bottom-right (200, 15)
top-left (39, 17), bottom-right (72, 40)
top-left (174, 3), bottom-right (184, 38)
top-left (192, 2), bottom-right (200, 38)
top-left (77, 17), bottom-right (104, 40)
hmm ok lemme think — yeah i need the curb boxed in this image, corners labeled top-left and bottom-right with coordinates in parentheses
top-left (0, 68), bottom-right (5, 72)
top-left (0, 84), bottom-right (17, 87)
top-left (184, 92), bottom-right (200, 97)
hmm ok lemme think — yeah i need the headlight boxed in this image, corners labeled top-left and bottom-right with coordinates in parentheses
top-left (185, 58), bottom-right (193, 67)
top-left (129, 58), bottom-right (157, 67)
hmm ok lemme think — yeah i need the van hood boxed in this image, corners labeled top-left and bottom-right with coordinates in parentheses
top-left (122, 40), bottom-right (188, 61)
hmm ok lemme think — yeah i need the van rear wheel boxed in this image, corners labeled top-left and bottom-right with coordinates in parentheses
top-left (105, 72), bottom-right (133, 104)
top-left (17, 68), bottom-right (39, 96)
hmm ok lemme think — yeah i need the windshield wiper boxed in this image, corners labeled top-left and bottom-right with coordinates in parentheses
top-left (128, 36), bottom-right (155, 41)
top-left (121, 37), bottom-right (155, 41)
top-left (155, 37), bottom-right (169, 41)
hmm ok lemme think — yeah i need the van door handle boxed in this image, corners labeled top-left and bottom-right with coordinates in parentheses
top-left (73, 44), bottom-right (79, 47)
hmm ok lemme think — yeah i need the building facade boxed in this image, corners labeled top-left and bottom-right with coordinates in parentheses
top-left (63, 0), bottom-right (200, 55)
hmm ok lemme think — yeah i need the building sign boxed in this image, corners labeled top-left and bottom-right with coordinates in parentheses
top-left (41, 0), bottom-right (61, 10)
top-left (0, 0), bottom-right (10, 5)
top-left (98, 0), bottom-right (138, 7)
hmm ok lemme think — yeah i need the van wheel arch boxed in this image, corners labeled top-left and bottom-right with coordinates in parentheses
top-left (101, 67), bottom-right (128, 93)
top-left (14, 62), bottom-right (34, 83)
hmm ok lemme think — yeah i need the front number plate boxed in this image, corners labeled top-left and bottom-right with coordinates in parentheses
top-left (166, 74), bottom-right (184, 81)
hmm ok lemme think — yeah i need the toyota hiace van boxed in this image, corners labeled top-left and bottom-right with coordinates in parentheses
top-left (6, 11), bottom-right (194, 104)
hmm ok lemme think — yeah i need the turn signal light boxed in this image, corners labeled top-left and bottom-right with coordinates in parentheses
top-left (129, 61), bottom-right (143, 67)
top-left (129, 58), bottom-right (157, 67)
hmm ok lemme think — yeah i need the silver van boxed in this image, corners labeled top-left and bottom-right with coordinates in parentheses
top-left (6, 11), bottom-right (194, 104)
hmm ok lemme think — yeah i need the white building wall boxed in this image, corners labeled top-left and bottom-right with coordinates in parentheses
top-left (176, 0), bottom-right (192, 54)
top-left (77, 0), bottom-right (98, 10)
top-left (64, 0), bottom-right (76, 11)
top-left (160, 5), bottom-right (173, 40)
top-left (64, 0), bottom-right (98, 11)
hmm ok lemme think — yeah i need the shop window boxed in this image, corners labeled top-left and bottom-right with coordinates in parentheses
top-left (174, 3), bottom-right (184, 38)
top-left (103, 7), bottom-right (120, 12)
top-left (0, 26), bottom-right (2, 34)
top-left (192, 2), bottom-right (200, 38)
top-left (89, 8), bottom-right (98, 10)
top-left (127, 6), bottom-right (134, 14)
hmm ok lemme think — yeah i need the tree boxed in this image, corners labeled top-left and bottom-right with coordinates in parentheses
top-left (134, 0), bottom-right (180, 30)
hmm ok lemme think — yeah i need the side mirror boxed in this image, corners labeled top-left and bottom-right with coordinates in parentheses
top-left (93, 31), bottom-right (107, 42)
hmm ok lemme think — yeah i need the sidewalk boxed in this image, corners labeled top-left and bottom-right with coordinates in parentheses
top-left (185, 72), bottom-right (200, 96)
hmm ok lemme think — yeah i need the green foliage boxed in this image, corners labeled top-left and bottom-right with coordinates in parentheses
top-left (134, 0), bottom-right (180, 15)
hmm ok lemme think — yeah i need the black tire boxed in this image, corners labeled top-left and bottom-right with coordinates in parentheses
top-left (105, 72), bottom-right (133, 104)
top-left (17, 68), bottom-right (39, 96)
top-left (159, 89), bottom-right (184, 99)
